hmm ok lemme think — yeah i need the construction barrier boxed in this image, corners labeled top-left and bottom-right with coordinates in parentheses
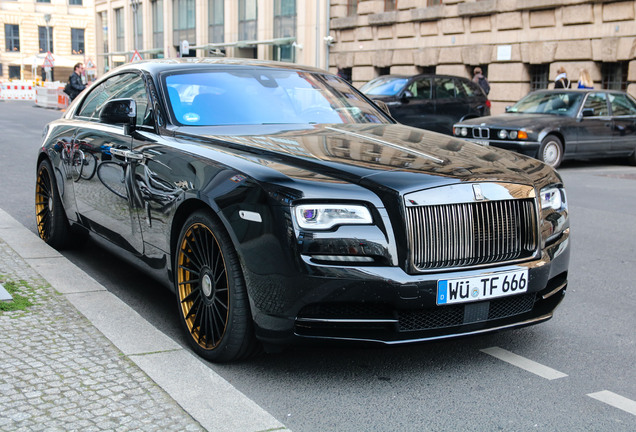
top-left (0, 81), bottom-right (36, 101)
top-left (34, 82), bottom-right (69, 109)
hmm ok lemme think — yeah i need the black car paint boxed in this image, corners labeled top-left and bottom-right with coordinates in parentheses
top-left (454, 89), bottom-right (636, 165)
top-left (362, 74), bottom-right (491, 135)
top-left (37, 59), bottom-right (569, 355)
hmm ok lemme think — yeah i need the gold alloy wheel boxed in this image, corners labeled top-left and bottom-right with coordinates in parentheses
top-left (177, 222), bottom-right (230, 350)
top-left (35, 163), bottom-right (54, 242)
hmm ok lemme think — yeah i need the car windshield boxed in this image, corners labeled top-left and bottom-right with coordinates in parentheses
top-left (507, 92), bottom-right (584, 116)
top-left (164, 69), bottom-right (390, 126)
top-left (359, 77), bottom-right (409, 96)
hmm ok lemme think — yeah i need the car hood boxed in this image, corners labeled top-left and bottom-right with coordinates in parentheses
top-left (172, 123), bottom-right (558, 194)
top-left (457, 113), bottom-right (563, 129)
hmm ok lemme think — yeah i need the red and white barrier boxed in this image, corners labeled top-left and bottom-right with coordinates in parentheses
top-left (0, 81), bottom-right (36, 101)
top-left (35, 85), bottom-right (69, 109)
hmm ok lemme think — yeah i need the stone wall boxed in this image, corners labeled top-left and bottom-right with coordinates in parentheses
top-left (329, 0), bottom-right (636, 114)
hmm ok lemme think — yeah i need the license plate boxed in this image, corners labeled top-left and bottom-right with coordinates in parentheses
top-left (437, 269), bottom-right (528, 305)
top-left (468, 139), bottom-right (490, 146)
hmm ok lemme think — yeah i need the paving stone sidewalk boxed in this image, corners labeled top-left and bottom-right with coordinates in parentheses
top-left (0, 240), bottom-right (204, 432)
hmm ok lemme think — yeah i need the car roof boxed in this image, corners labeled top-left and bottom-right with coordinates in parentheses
top-left (369, 74), bottom-right (474, 82)
top-left (104, 57), bottom-right (329, 77)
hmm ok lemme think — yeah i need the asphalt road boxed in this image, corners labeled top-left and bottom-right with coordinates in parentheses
top-left (2, 100), bottom-right (635, 431)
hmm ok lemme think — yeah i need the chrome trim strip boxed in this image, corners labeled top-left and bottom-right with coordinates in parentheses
top-left (325, 126), bottom-right (444, 164)
top-left (405, 182), bottom-right (535, 207)
top-left (295, 313), bottom-right (554, 344)
top-left (296, 318), bottom-right (398, 324)
top-left (541, 281), bottom-right (567, 300)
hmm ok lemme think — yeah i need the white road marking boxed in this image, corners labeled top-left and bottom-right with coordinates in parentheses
top-left (588, 391), bottom-right (636, 416)
top-left (480, 346), bottom-right (568, 380)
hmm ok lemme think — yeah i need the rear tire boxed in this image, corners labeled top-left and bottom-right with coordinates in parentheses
top-left (538, 135), bottom-right (564, 169)
top-left (174, 211), bottom-right (258, 362)
top-left (35, 159), bottom-right (72, 249)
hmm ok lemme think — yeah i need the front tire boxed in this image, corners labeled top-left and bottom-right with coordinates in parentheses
top-left (35, 158), bottom-right (72, 249)
top-left (538, 135), bottom-right (564, 169)
top-left (175, 211), bottom-right (258, 362)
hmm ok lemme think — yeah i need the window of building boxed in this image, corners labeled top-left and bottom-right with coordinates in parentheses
top-left (36, 0), bottom-right (51, 3)
top-left (5, 24), bottom-right (20, 52)
top-left (427, 0), bottom-right (441, 5)
top-left (375, 66), bottom-right (391, 77)
top-left (71, 28), bottom-right (85, 54)
top-left (417, 66), bottom-right (436, 75)
top-left (152, 0), bottom-right (164, 58)
top-left (384, 0), bottom-right (397, 11)
top-left (133, 3), bottom-right (143, 50)
top-left (209, 0), bottom-right (224, 44)
top-left (347, 0), bottom-right (357, 16)
top-left (273, 0), bottom-right (295, 62)
top-left (529, 64), bottom-right (549, 91)
top-left (602, 62), bottom-right (628, 91)
top-left (8, 65), bottom-right (20, 79)
top-left (173, 0), bottom-right (196, 49)
top-left (239, 0), bottom-right (257, 41)
top-left (115, 8), bottom-right (125, 52)
top-left (38, 26), bottom-right (53, 53)
top-left (0, 64), bottom-right (3, 76)
top-left (69, 0), bottom-right (82, 5)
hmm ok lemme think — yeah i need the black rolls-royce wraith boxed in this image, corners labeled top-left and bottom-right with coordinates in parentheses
top-left (36, 59), bottom-right (570, 362)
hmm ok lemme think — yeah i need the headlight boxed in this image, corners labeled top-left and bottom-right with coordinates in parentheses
top-left (460, 127), bottom-right (468, 137)
top-left (509, 130), bottom-right (518, 139)
top-left (498, 129), bottom-right (508, 139)
top-left (294, 204), bottom-right (372, 230)
top-left (540, 187), bottom-right (566, 210)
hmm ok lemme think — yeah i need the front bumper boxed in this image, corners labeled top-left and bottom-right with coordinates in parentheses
top-left (464, 138), bottom-right (541, 158)
top-left (250, 227), bottom-right (570, 347)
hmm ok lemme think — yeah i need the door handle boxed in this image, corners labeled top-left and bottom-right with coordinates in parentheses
top-left (110, 147), bottom-right (144, 162)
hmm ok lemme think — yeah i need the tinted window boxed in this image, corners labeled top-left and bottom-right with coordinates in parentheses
top-left (609, 93), bottom-right (636, 116)
top-left (458, 79), bottom-right (479, 97)
top-left (77, 73), bottom-right (151, 125)
top-left (406, 78), bottom-right (432, 99)
top-left (508, 92), bottom-right (583, 116)
top-left (434, 78), bottom-right (457, 99)
top-left (583, 93), bottom-right (609, 117)
top-left (360, 76), bottom-right (408, 96)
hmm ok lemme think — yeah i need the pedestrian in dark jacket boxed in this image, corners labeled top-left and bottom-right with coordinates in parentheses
top-left (472, 67), bottom-right (490, 95)
top-left (67, 63), bottom-right (86, 101)
top-left (554, 66), bottom-right (570, 89)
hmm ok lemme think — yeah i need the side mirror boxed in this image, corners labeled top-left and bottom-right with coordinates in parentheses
top-left (373, 100), bottom-right (392, 117)
top-left (581, 107), bottom-right (595, 117)
top-left (505, 106), bottom-right (512, 113)
top-left (100, 99), bottom-right (137, 133)
top-left (401, 90), bottom-right (414, 101)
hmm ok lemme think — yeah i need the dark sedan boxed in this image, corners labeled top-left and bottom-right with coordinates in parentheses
top-left (453, 89), bottom-right (636, 168)
top-left (35, 59), bottom-right (569, 362)
top-left (360, 74), bottom-right (491, 135)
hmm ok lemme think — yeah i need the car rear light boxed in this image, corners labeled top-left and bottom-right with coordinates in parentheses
top-left (486, 99), bottom-right (492, 108)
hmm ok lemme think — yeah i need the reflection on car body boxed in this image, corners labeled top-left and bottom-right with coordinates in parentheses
top-left (453, 89), bottom-right (636, 168)
top-left (35, 59), bottom-right (569, 363)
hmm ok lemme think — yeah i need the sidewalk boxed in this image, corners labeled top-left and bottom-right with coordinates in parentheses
top-left (0, 208), bottom-right (289, 432)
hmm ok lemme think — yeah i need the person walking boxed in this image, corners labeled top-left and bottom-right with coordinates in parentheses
top-left (472, 67), bottom-right (490, 95)
top-left (577, 68), bottom-right (594, 89)
top-left (65, 63), bottom-right (86, 101)
top-left (554, 67), bottom-right (570, 89)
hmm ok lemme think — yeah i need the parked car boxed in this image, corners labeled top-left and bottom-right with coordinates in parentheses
top-left (453, 89), bottom-right (636, 168)
top-left (360, 74), bottom-right (491, 135)
top-left (35, 59), bottom-right (569, 362)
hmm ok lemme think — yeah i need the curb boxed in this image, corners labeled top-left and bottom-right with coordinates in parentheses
top-left (0, 208), bottom-right (289, 432)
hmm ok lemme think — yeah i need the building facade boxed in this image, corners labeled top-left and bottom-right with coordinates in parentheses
top-left (94, 0), bottom-right (331, 75)
top-left (0, 0), bottom-right (95, 81)
top-left (328, 0), bottom-right (636, 113)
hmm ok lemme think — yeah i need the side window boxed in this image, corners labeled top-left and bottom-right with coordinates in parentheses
top-left (609, 93), bottom-right (636, 117)
top-left (434, 77), bottom-right (457, 99)
top-left (583, 93), bottom-right (609, 117)
top-left (76, 73), bottom-right (152, 126)
top-left (407, 78), bottom-right (432, 99)
top-left (459, 80), bottom-right (477, 98)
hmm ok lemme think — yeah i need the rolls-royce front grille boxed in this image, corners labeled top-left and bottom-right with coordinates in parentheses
top-left (406, 199), bottom-right (538, 271)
